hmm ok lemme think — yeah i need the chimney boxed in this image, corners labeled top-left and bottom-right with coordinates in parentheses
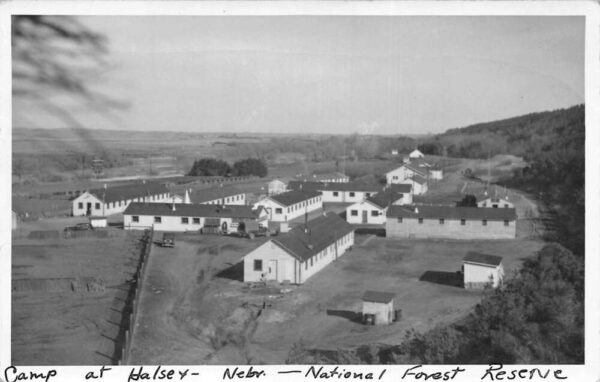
top-left (184, 189), bottom-right (191, 204)
top-left (414, 207), bottom-right (419, 214)
top-left (143, 179), bottom-right (146, 184)
top-left (172, 196), bottom-right (176, 211)
top-left (103, 183), bottom-right (107, 189)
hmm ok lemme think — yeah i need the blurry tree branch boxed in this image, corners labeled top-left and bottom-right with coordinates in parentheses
top-left (12, 15), bottom-right (129, 127)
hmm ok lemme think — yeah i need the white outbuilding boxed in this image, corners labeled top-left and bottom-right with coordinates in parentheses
top-left (267, 179), bottom-right (287, 196)
top-left (463, 252), bottom-right (504, 289)
top-left (400, 175), bottom-right (428, 195)
top-left (362, 291), bottom-right (396, 325)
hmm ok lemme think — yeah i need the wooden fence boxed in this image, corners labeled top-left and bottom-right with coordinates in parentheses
top-left (117, 227), bottom-right (154, 365)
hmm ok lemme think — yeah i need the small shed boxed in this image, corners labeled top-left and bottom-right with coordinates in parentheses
top-left (362, 291), bottom-right (396, 325)
top-left (463, 252), bottom-right (504, 289)
top-left (89, 216), bottom-right (107, 228)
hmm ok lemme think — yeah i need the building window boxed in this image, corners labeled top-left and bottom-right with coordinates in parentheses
top-left (333, 191), bottom-right (339, 197)
top-left (193, 217), bottom-right (200, 224)
top-left (439, 219), bottom-right (444, 224)
top-left (78, 202), bottom-right (83, 209)
top-left (504, 205), bottom-right (509, 208)
top-left (397, 217), bottom-right (403, 223)
top-left (461, 219), bottom-right (466, 225)
top-left (305, 261), bottom-right (308, 270)
top-left (504, 220), bottom-right (509, 226)
top-left (350, 210), bottom-right (358, 216)
top-left (393, 176), bottom-right (398, 180)
top-left (182, 217), bottom-right (189, 224)
top-left (482, 220), bottom-right (487, 226)
top-left (254, 260), bottom-right (262, 271)
top-left (154, 216), bottom-right (162, 223)
top-left (275, 208), bottom-right (282, 214)
top-left (310, 258), bottom-right (313, 266)
top-left (371, 210), bottom-right (379, 217)
top-left (349, 192), bottom-right (355, 197)
top-left (95, 203), bottom-right (101, 210)
top-left (418, 218), bottom-right (423, 224)
top-left (366, 193), bottom-right (371, 197)
top-left (132, 216), bottom-right (139, 223)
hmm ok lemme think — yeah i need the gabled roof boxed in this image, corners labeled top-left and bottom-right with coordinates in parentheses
top-left (88, 182), bottom-right (169, 204)
top-left (366, 189), bottom-right (404, 209)
top-left (179, 186), bottom-right (244, 204)
top-left (464, 252), bottom-right (503, 266)
top-left (387, 184), bottom-right (413, 194)
top-left (386, 205), bottom-right (517, 221)
top-left (362, 290), bottom-right (395, 303)
top-left (386, 163), bottom-right (428, 177)
top-left (288, 180), bottom-right (382, 193)
top-left (407, 174), bottom-right (428, 185)
top-left (271, 212), bottom-right (354, 262)
top-left (124, 202), bottom-right (261, 219)
top-left (268, 190), bottom-right (322, 207)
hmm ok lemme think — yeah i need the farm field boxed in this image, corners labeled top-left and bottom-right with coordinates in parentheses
top-left (125, 231), bottom-right (544, 365)
top-left (11, 219), bottom-right (145, 365)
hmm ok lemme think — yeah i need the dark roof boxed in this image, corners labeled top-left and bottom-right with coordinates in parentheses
top-left (366, 189), bottom-right (404, 209)
top-left (386, 205), bottom-right (517, 221)
top-left (269, 190), bottom-right (322, 207)
top-left (124, 202), bottom-right (261, 219)
top-left (89, 182), bottom-right (169, 204)
top-left (464, 252), bottom-right (503, 266)
top-left (178, 186), bottom-right (244, 204)
top-left (409, 174), bottom-right (428, 185)
top-left (288, 180), bottom-right (382, 193)
top-left (387, 184), bottom-right (413, 194)
top-left (362, 290), bottom-right (395, 303)
top-left (271, 212), bottom-right (354, 262)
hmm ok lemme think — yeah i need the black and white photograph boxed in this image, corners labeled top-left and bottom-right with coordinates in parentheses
top-left (3, 1), bottom-right (598, 377)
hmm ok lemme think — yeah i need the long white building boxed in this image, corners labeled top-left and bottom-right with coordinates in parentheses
top-left (386, 205), bottom-right (517, 240)
top-left (287, 181), bottom-right (381, 203)
top-left (123, 202), bottom-right (267, 233)
top-left (72, 182), bottom-right (171, 217)
top-left (243, 212), bottom-right (355, 284)
top-left (253, 190), bottom-right (322, 222)
top-left (173, 186), bottom-right (246, 205)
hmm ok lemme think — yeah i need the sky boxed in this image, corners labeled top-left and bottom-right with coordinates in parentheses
top-left (16, 16), bottom-right (585, 135)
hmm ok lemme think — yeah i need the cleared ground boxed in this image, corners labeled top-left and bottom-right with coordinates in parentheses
top-left (125, 231), bottom-right (544, 365)
top-left (11, 218), bottom-right (144, 365)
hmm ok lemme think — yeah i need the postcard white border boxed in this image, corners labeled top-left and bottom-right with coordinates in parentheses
top-left (1, 1), bottom-right (598, 381)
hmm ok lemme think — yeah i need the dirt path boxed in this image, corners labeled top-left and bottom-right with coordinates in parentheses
top-left (127, 241), bottom-right (215, 364)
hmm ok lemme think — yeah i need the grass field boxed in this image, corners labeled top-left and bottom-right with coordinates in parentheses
top-left (11, 218), bottom-right (145, 365)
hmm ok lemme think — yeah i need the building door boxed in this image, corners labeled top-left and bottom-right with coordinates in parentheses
top-left (267, 260), bottom-right (277, 281)
top-left (86, 203), bottom-right (92, 216)
top-left (362, 210), bottom-right (368, 223)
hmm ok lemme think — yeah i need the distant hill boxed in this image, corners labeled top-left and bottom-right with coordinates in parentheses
top-left (419, 104), bottom-right (584, 160)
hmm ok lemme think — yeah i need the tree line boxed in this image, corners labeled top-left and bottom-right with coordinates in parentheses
top-left (187, 157), bottom-right (268, 177)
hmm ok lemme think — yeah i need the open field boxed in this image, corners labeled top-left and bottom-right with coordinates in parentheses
top-left (126, 225), bottom-right (544, 365)
top-left (12, 218), bottom-right (145, 365)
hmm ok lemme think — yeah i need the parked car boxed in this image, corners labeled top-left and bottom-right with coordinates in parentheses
top-left (233, 221), bottom-right (278, 239)
top-left (64, 223), bottom-right (92, 232)
top-left (161, 233), bottom-right (175, 248)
